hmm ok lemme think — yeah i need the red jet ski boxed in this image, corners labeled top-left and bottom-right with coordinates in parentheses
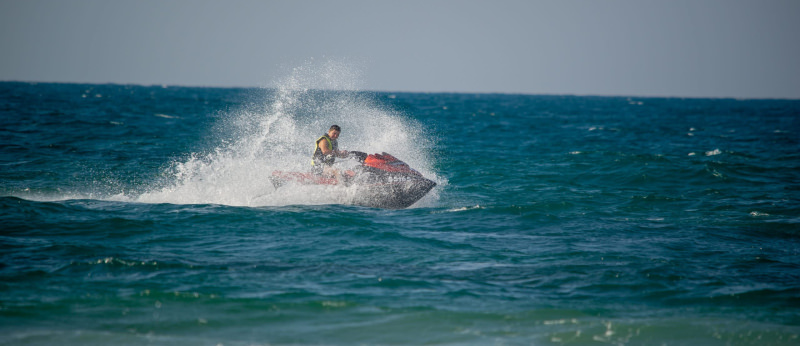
top-left (271, 152), bottom-right (436, 209)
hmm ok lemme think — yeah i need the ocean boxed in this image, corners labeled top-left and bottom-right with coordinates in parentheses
top-left (1, 77), bottom-right (799, 345)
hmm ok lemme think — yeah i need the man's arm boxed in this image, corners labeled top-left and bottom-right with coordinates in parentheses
top-left (319, 138), bottom-right (347, 158)
top-left (319, 138), bottom-right (333, 155)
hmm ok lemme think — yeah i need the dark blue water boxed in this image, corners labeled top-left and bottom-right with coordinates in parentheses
top-left (1, 80), bottom-right (799, 345)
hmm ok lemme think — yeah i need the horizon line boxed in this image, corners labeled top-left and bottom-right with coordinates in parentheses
top-left (2, 79), bottom-right (798, 101)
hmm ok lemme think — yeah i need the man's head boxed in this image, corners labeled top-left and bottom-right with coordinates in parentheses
top-left (328, 125), bottom-right (341, 139)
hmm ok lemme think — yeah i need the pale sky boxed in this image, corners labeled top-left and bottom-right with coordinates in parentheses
top-left (1, 0), bottom-right (799, 98)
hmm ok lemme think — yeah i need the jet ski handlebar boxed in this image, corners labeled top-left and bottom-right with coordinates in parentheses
top-left (348, 151), bottom-right (368, 162)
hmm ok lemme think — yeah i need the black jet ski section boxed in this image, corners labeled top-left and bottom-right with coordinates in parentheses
top-left (271, 152), bottom-right (436, 209)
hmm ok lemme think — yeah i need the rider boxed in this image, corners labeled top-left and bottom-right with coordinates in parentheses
top-left (312, 125), bottom-right (349, 176)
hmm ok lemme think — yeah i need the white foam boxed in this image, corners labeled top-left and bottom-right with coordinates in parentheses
top-left (132, 58), bottom-right (443, 208)
top-left (438, 205), bottom-right (483, 213)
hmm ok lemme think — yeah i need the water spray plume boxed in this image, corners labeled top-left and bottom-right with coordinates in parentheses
top-left (136, 59), bottom-right (441, 208)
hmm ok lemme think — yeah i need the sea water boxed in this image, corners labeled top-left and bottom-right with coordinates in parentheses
top-left (1, 65), bottom-right (799, 345)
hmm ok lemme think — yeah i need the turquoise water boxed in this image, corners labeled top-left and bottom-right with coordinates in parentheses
top-left (1, 79), bottom-right (799, 345)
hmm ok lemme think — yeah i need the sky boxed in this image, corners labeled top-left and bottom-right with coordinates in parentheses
top-left (1, 0), bottom-right (799, 99)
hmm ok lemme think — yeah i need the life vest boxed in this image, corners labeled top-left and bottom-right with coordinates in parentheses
top-left (312, 134), bottom-right (338, 166)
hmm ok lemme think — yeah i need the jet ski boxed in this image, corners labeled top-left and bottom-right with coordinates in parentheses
top-left (271, 151), bottom-right (436, 209)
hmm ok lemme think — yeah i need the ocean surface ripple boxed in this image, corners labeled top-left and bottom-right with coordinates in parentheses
top-left (1, 82), bottom-right (799, 345)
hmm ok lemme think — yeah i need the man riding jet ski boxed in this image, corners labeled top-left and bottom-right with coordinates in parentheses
top-left (311, 125), bottom-right (350, 178)
top-left (270, 125), bottom-right (436, 209)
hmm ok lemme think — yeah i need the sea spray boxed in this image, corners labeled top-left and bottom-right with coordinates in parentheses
top-left (136, 59), bottom-right (441, 207)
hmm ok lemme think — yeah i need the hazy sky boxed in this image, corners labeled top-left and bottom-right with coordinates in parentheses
top-left (2, 0), bottom-right (799, 98)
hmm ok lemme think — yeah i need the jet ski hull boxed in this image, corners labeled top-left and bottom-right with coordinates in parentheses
top-left (270, 171), bottom-right (435, 209)
top-left (351, 177), bottom-right (436, 209)
top-left (270, 152), bottom-right (436, 209)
